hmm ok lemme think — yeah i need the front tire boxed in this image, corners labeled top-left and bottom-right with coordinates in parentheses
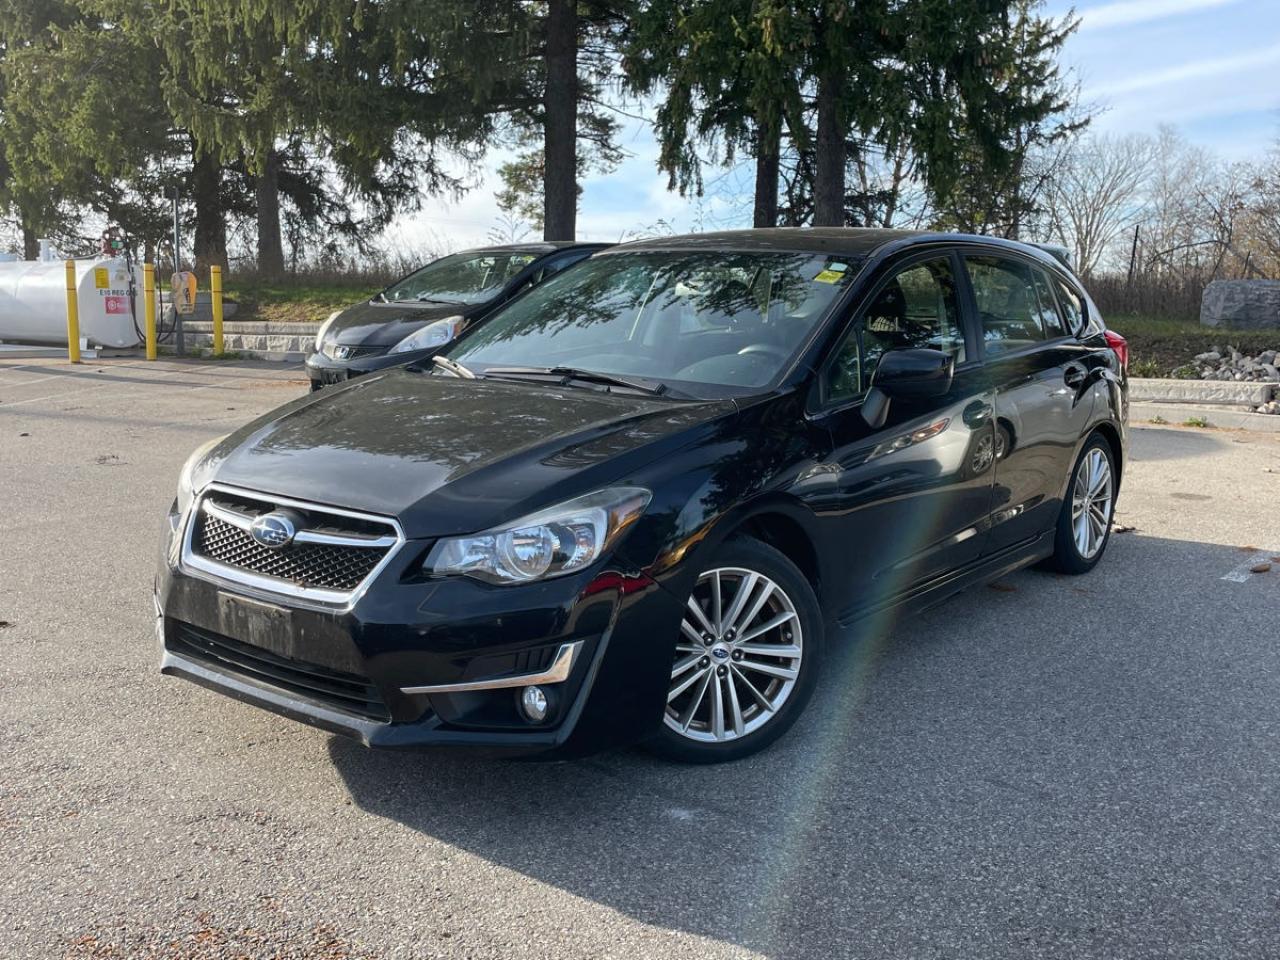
top-left (1048, 433), bottom-right (1116, 574)
top-left (648, 536), bottom-right (823, 764)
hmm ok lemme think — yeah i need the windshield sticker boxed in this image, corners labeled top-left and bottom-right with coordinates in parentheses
top-left (813, 269), bottom-right (845, 284)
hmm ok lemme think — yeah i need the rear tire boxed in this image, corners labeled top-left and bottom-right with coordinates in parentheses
top-left (1047, 433), bottom-right (1116, 575)
top-left (648, 536), bottom-right (823, 764)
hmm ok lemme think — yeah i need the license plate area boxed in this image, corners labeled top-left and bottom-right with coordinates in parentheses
top-left (215, 591), bottom-right (297, 660)
top-left (320, 367), bottom-right (347, 384)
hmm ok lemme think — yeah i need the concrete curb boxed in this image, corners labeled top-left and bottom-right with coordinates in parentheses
top-left (1129, 378), bottom-right (1275, 405)
top-left (181, 320), bottom-right (321, 336)
top-left (166, 320), bottom-right (319, 361)
top-left (1131, 401), bottom-right (1280, 432)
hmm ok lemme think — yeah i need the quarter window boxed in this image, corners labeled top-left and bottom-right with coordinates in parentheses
top-left (1053, 277), bottom-right (1087, 337)
top-left (824, 256), bottom-right (964, 404)
top-left (1030, 269), bottom-right (1067, 339)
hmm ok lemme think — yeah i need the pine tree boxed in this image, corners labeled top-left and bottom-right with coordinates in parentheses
top-left (624, 0), bottom-right (809, 228)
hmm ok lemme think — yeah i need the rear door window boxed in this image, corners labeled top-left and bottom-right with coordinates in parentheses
top-left (964, 256), bottom-right (1045, 356)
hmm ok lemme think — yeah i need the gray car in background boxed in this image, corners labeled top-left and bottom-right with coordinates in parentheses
top-left (305, 241), bottom-right (609, 389)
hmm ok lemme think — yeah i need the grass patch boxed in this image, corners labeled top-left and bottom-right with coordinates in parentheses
top-left (224, 279), bottom-right (382, 324)
top-left (1105, 313), bottom-right (1279, 376)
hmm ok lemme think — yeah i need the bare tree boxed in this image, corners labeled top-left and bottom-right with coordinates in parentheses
top-left (1242, 141), bottom-right (1280, 276)
top-left (1139, 126), bottom-right (1222, 276)
top-left (1044, 132), bottom-right (1155, 276)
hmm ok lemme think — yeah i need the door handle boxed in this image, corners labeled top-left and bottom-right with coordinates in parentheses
top-left (962, 400), bottom-right (992, 427)
top-left (1063, 364), bottom-right (1087, 388)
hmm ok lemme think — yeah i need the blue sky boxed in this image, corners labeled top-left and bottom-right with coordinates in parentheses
top-left (396, 0), bottom-right (1280, 250)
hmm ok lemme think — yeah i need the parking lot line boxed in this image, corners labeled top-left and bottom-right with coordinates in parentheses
top-left (0, 362), bottom-right (241, 408)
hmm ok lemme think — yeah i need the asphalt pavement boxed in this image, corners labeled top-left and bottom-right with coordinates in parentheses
top-left (2, 357), bottom-right (1278, 959)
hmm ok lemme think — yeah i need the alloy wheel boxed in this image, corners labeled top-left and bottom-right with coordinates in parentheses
top-left (665, 567), bottom-right (803, 743)
top-left (1071, 447), bottom-right (1113, 559)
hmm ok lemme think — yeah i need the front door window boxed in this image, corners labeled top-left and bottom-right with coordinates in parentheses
top-left (823, 256), bottom-right (964, 405)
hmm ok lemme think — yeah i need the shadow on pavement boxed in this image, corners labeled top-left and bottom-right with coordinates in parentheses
top-left (0, 357), bottom-right (303, 387)
top-left (328, 532), bottom-right (1280, 959)
top-left (1128, 424), bottom-right (1231, 461)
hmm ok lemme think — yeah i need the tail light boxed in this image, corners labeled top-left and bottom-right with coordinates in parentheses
top-left (1103, 330), bottom-right (1128, 372)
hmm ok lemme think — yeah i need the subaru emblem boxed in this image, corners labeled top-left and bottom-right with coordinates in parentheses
top-left (250, 511), bottom-right (297, 549)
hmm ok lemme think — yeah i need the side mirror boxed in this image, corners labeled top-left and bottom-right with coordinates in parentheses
top-left (861, 348), bottom-right (954, 428)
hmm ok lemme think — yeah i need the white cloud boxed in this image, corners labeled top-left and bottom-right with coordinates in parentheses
top-left (1095, 41), bottom-right (1280, 95)
top-left (1077, 0), bottom-right (1241, 31)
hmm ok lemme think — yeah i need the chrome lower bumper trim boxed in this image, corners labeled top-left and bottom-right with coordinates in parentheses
top-left (400, 641), bottom-right (583, 695)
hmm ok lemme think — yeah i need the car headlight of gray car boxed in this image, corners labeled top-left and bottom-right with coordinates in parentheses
top-left (424, 487), bottom-right (651, 584)
top-left (389, 315), bottom-right (467, 354)
top-left (314, 310), bottom-right (342, 351)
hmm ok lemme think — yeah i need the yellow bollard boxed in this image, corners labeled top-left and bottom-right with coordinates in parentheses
top-left (210, 264), bottom-right (224, 356)
top-left (143, 263), bottom-right (157, 360)
top-left (64, 260), bottom-right (81, 364)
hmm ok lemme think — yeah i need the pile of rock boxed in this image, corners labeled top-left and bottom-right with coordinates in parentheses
top-left (1192, 346), bottom-right (1280, 383)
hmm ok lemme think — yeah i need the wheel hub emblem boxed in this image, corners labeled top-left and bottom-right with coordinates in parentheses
top-left (710, 645), bottom-right (730, 661)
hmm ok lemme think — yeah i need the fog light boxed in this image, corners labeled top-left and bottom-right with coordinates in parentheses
top-left (519, 685), bottom-right (549, 723)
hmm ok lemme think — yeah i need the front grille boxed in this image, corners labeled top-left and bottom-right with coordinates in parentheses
top-left (188, 488), bottom-right (400, 597)
top-left (169, 621), bottom-right (390, 721)
top-left (322, 342), bottom-right (386, 361)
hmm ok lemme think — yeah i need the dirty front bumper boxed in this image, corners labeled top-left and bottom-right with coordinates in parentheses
top-left (155, 503), bottom-right (681, 755)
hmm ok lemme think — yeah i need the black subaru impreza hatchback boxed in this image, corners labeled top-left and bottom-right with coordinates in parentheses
top-left (157, 228), bottom-right (1128, 763)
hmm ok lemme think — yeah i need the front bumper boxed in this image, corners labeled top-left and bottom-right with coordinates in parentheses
top-left (305, 348), bottom-right (432, 390)
top-left (155, 503), bottom-right (680, 755)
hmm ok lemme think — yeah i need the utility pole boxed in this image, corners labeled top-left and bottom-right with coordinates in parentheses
top-left (1126, 224), bottom-right (1140, 285)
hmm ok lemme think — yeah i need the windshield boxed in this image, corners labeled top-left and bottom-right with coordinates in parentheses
top-left (444, 250), bottom-right (861, 395)
top-left (383, 250), bottom-right (540, 305)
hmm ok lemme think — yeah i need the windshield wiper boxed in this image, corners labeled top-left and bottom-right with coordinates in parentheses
top-left (482, 365), bottom-right (687, 398)
top-left (431, 355), bottom-right (477, 379)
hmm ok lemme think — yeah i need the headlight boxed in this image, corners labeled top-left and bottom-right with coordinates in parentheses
top-left (314, 310), bottom-right (342, 351)
top-left (176, 436), bottom-right (224, 516)
top-left (389, 315), bottom-right (466, 354)
top-left (424, 487), bottom-right (651, 585)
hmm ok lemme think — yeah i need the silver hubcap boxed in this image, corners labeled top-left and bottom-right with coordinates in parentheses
top-left (1071, 447), bottom-right (1113, 559)
top-left (665, 567), bottom-right (803, 743)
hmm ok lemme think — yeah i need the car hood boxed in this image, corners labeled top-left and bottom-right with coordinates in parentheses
top-left (328, 299), bottom-right (478, 349)
top-left (207, 369), bottom-right (737, 538)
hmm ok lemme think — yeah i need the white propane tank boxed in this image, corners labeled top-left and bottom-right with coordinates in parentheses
top-left (0, 257), bottom-right (143, 348)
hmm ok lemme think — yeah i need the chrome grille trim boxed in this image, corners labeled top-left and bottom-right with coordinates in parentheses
top-left (200, 499), bottom-right (398, 548)
top-left (179, 483), bottom-right (406, 609)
